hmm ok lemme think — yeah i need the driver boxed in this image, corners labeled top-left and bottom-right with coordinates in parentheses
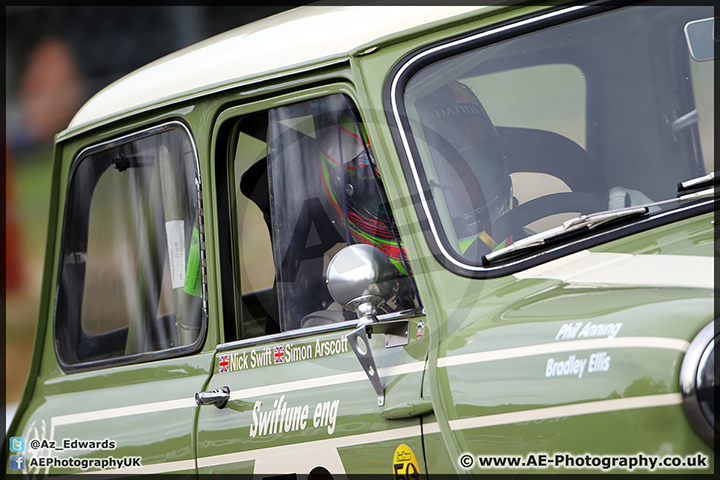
top-left (316, 109), bottom-right (409, 276)
top-left (317, 80), bottom-right (514, 268)
top-left (413, 79), bottom-right (514, 258)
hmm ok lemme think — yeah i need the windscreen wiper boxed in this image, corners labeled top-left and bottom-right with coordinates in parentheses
top-left (483, 186), bottom-right (716, 264)
top-left (678, 171), bottom-right (717, 193)
top-left (483, 206), bottom-right (649, 264)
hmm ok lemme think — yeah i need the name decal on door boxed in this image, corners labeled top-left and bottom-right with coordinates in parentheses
top-left (249, 395), bottom-right (340, 437)
top-left (218, 336), bottom-right (350, 373)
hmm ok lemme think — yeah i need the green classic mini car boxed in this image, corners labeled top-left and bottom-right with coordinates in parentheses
top-left (5, 1), bottom-right (716, 477)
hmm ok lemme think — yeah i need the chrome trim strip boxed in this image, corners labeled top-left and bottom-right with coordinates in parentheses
top-left (216, 308), bottom-right (424, 352)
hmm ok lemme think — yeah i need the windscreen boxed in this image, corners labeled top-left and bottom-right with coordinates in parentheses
top-left (400, 4), bottom-right (713, 265)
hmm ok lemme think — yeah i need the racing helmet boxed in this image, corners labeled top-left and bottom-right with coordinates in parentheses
top-left (316, 108), bottom-right (409, 274)
top-left (414, 79), bottom-right (513, 255)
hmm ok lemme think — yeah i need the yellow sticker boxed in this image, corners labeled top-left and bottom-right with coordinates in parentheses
top-left (393, 443), bottom-right (420, 480)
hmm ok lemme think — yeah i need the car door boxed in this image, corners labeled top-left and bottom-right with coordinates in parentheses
top-left (11, 122), bottom-right (212, 476)
top-left (196, 90), bottom-right (429, 477)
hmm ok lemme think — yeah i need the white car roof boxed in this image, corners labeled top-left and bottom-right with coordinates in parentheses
top-left (66, 5), bottom-right (485, 133)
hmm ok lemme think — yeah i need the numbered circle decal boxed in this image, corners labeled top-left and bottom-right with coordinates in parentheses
top-left (393, 443), bottom-right (420, 480)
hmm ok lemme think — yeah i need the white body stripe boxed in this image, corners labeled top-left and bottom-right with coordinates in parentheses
top-left (52, 398), bottom-right (195, 426)
top-left (438, 336), bottom-right (689, 368)
top-left (230, 361), bottom-right (426, 400)
top-left (48, 334), bottom-right (684, 426)
top-left (514, 250), bottom-right (713, 290)
top-left (446, 393), bottom-right (683, 432)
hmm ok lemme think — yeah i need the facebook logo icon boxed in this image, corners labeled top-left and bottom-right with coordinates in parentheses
top-left (9, 455), bottom-right (25, 471)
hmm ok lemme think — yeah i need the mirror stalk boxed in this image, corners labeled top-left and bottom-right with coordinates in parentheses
top-left (326, 245), bottom-right (410, 406)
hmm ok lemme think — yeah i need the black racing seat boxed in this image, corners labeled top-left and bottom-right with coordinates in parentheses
top-left (495, 126), bottom-right (607, 198)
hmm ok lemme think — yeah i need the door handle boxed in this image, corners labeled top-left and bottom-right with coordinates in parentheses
top-left (380, 399), bottom-right (434, 420)
top-left (196, 386), bottom-right (230, 409)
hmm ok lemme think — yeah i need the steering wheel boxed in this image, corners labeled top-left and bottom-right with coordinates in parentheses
top-left (422, 129), bottom-right (607, 257)
top-left (491, 191), bottom-right (608, 239)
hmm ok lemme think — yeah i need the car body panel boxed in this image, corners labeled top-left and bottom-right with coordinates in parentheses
top-left (424, 214), bottom-right (714, 473)
top-left (196, 321), bottom-right (428, 475)
top-left (6, 2), bottom-right (715, 476)
top-left (14, 353), bottom-right (213, 475)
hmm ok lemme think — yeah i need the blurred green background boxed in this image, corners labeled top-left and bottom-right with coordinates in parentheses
top-left (4, 5), bottom-right (307, 421)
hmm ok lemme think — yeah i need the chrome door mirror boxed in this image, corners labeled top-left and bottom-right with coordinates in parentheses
top-left (326, 245), bottom-right (409, 407)
top-left (326, 244), bottom-right (397, 322)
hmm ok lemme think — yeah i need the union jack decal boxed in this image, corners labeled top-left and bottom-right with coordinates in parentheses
top-left (274, 346), bottom-right (285, 364)
top-left (218, 354), bottom-right (229, 373)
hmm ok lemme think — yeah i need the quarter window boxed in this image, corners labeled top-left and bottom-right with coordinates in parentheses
top-left (55, 124), bottom-right (205, 368)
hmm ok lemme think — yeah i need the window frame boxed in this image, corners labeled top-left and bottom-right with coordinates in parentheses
top-left (214, 84), bottom-right (424, 349)
top-left (54, 120), bottom-right (208, 372)
top-left (383, 2), bottom-right (715, 279)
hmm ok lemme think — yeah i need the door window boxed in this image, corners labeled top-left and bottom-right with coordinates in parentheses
top-left (229, 93), bottom-right (419, 339)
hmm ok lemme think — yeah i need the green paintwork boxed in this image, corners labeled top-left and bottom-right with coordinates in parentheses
top-left (196, 325), bottom-right (427, 475)
top-left (6, 3), bottom-right (715, 477)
